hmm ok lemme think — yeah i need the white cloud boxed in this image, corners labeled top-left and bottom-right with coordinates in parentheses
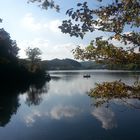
top-left (19, 13), bottom-right (87, 60)
top-left (49, 78), bottom-right (94, 96)
top-left (49, 20), bottom-right (61, 33)
top-left (50, 105), bottom-right (81, 120)
top-left (24, 105), bottom-right (81, 126)
top-left (21, 13), bottom-right (42, 31)
top-left (47, 43), bottom-right (76, 60)
top-left (91, 107), bottom-right (117, 130)
top-left (43, 19), bottom-right (61, 33)
top-left (18, 38), bottom-right (78, 60)
top-left (21, 13), bottom-right (61, 33)
top-left (24, 110), bottom-right (42, 126)
top-left (17, 38), bottom-right (49, 59)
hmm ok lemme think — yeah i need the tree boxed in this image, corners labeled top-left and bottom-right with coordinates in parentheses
top-left (26, 47), bottom-right (42, 62)
top-left (0, 28), bottom-right (19, 63)
top-left (58, 0), bottom-right (140, 104)
top-left (25, 47), bottom-right (42, 72)
top-left (28, 0), bottom-right (60, 12)
top-left (72, 38), bottom-right (140, 70)
top-left (26, 0), bottom-right (140, 68)
top-left (59, 0), bottom-right (140, 42)
top-left (88, 80), bottom-right (140, 107)
top-left (59, 0), bottom-right (140, 66)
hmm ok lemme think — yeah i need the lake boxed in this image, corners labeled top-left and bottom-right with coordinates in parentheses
top-left (0, 70), bottom-right (140, 140)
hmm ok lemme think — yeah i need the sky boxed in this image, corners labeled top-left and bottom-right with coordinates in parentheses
top-left (0, 0), bottom-right (108, 60)
top-left (0, 0), bottom-right (137, 60)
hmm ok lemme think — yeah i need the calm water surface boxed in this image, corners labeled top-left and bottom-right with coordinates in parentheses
top-left (0, 70), bottom-right (140, 140)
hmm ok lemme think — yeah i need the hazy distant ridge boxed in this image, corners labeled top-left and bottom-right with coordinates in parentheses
top-left (41, 58), bottom-right (106, 70)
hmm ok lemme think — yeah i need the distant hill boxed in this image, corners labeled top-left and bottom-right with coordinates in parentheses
top-left (41, 58), bottom-right (107, 70)
top-left (20, 58), bottom-right (139, 71)
top-left (80, 61), bottom-right (107, 69)
top-left (41, 58), bottom-right (82, 70)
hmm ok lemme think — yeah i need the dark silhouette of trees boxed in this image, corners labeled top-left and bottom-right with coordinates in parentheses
top-left (25, 47), bottom-right (42, 72)
top-left (0, 28), bottom-right (19, 63)
top-left (0, 95), bottom-right (20, 127)
top-left (1, 0), bottom-right (139, 108)
top-left (25, 47), bottom-right (41, 63)
top-left (0, 78), bottom-right (49, 126)
top-left (0, 27), bottom-right (50, 84)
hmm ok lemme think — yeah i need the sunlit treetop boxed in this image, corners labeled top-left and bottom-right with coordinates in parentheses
top-left (73, 37), bottom-right (140, 65)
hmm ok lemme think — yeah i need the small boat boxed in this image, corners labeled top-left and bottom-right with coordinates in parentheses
top-left (83, 74), bottom-right (91, 78)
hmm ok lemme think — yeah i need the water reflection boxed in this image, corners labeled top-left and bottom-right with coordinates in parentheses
top-left (25, 83), bottom-right (49, 106)
top-left (0, 78), bottom-right (50, 127)
top-left (0, 95), bottom-right (19, 127)
top-left (24, 105), bottom-right (82, 127)
top-left (113, 98), bottom-right (140, 110)
top-left (49, 105), bottom-right (81, 120)
top-left (49, 76), bottom-right (94, 96)
top-left (91, 98), bottom-right (140, 130)
top-left (24, 110), bottom-right (43, 127)
top-left (1, 70), bottom-right (140, 140)
top-left (91, 106), bottom-right (117, 130)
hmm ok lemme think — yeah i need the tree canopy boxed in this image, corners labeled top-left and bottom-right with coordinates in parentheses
top-left (59, 0), bottom-right (140, 66)
top-left (89, 79), bottom-right (140, 107)
top-left (59, 0), bottom-right (140, 43)
top-left (25, 47), bottom-right (42, 72)
top-left (28, 0), bottom-right (60, 12)
top-left (0, 28), bottom-right (19, 63)
top-left (25, 47), bottom-right (42, 62)
top-left (58, 0), bottom-right (140, 102)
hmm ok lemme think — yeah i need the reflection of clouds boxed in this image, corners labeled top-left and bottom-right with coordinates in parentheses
top-left (24, 110), bottom-right (42, 126)
top-left (24, 105), bottom-right (81, 126)
top-left (49, 78), bottom-right (94, 96)
top-left (91, 107), bottom-right (117, 130)
top-left (50, 105), bottom-right (81, 120)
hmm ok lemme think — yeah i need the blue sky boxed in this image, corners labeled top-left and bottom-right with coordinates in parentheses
top-left (0, 0), bottom-right (107, 60)
top-left (0, 0), bottom-right (132, 60)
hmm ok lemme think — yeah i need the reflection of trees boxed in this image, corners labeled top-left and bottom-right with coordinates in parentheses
top-left (89, 80), bottom-right (140, 108)
top-left (0, 77), bottom-right (50, 127)
top-left (0, 95), bottom-right (19, 127)
top-left (89, 80), bottom-right (140, 130)
top-left (25, 82), bottom-right (49, 106)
